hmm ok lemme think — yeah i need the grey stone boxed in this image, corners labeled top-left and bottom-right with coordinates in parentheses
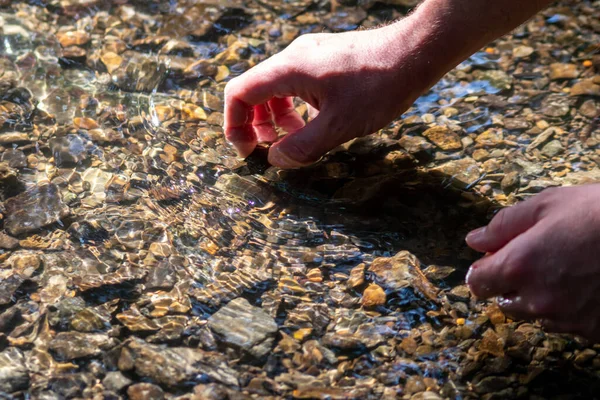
top-left (208, 297), bottom-right (278, 359)
top-left (0, 348), bottom-right (29, 393)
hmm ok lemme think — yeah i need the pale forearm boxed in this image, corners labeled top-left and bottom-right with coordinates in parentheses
top-left (379, 0), bottom-right (555, 91)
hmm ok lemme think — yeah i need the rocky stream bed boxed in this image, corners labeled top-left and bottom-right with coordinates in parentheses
top-left (0, 0), bottom-right (599, 399)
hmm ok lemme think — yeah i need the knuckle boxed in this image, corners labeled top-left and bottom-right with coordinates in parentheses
top-left (531, 195), bottom-right (552, 221)
top-left (285, 140), bottom-right (315, 163)
top-left (292, 32), bottom-right (325, 46)
top-left (488, 207), bottom-right (509, 235)
top-left (291, 33), bottom-right (315, 49)
top-left (541, 186), bottom-right (560, 197)
top-left (500, 251), bottom-right (528, 283)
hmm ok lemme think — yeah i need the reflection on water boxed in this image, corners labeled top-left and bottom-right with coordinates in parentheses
top-left (0, 0), bottom-right (599, 398)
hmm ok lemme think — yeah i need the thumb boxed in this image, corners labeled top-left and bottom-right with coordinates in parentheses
top-left (267, 109), bottom-right (342, 169)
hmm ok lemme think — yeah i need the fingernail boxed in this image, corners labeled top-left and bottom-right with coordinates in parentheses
top-left (465, 265), bottom-right (476, 287)
top-left (465, 263), bottom-right (483, 294)
top-left (466, 226), bottom-right (486, 244)
top-left (268, 146), bottom-right (310, 169)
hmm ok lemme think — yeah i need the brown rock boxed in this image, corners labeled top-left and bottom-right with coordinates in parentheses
top-left (148, 242), bottom-right (172, 258)
top-left (399, 135), bottom-right (434, 154)
top-left (154, 105), bottom-right (174, 122)
top-left (56, 31), bottom-right (90, 47)
top-left (579, 100), bottom-right (598, 118)
top-left (574, 348), bottom-right (597, 365)
top-left (431, 157), bottom-right (482, 189)
top-left (62, 46), bottom-right (86, 61)
top-left (348, 263), bottom-right (365, 288)
top-left (422, 126), bottom-right (462, 150)
top-left (571, 79), bottom-right (600, 97)
top-left (472, 149), bottom-right (490, 161)
top-left (127, 383), bottom-right (164, 400)
top-left (512, 45), bottom-right (534, 59)
top-left (501, 171), bottom-right (520, 192)
top-left (549, 63), bottom-right (579, 80)
top-left (485, 303), bottom-right (506, 325)
top-left (0, 233), bottom-right (19, 250)
top-left (475, 129), bottom-right (503, 146)
top-left (73, 117), bottom-right (99, 130)
top-left (361, 283), bottom-right (386, 308)
top-left (368, 251), bottom-right (439, 301)
top-left (480, 328), bottom-right (505, 357)
top-left (100, 52), bottom-right (123, 74)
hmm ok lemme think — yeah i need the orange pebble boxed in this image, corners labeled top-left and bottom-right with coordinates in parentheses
top-left (485, 47), bottom-right (495, 54)
top-left (456, 318), bottom-right (466, 326)
top-left (583, 60), bottom-right (593, 68)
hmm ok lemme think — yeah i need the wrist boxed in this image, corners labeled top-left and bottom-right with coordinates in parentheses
top-left (368, 13), bottom-right (457, 110)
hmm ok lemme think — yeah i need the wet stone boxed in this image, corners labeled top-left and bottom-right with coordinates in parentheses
top-left (574, 348), bottom-right (597, 365)
top-left (111, 57), bottom-right (167, 92)
top-left (512, 45), bottom-right (534, 58)
top-left (541, 139), bottom-right (564, 157)
top-left (0, 132), bottom-right (30, 143)
top-left (431, 157), bottom-right (482, 189)
top-left (368, 250), bottom-right (439, 301)
top-left (580, 100), bottom-right (598, 118)
top-left (475, 129), bottom-right (503, 146)
top-left (145, 262), bottom-right (176, 290)
top-left (49, 332), bottom-right (117, 360)
top-left (0, 232), bottom-right (19, 249)
top-left (0, 347), bottom-right (29, 393)
top-left (422, 126), bottom-right (462, 150)
top-left (208, 297), bottom-right (278, 359)
top-left (56, 31), bottom-right (90, 47)
top-left (49, 134), bottom-right (89, 165)
top-left (118, 337), bottom-right (239, 388)
top-left (127, 383), bottom-right (164, 400)
top-left (1, 148), bottom-right (26, 168)
top-left (361, 283), bottom-right (386, 308)
top-left (501, 171), bottom-right (520, 192)
top-left (70, 308), bottom-right (108, 332)
top-left (571, 78), bottom-right (600, 97)
top-left (0, 275), bottom-right (24, 306)
top-left (549, 63), bottom-right (579, 80)
top-left (542, 96), bottom-right (571, 118)
top-left (473, 376), bottom-right (512, 394)
top-left (399, 135), bottom-right (434, 155)
top-left (448, 285), bottom-right (471, 302)
top-left (101, 51), bottom-right (123, 74)
top-left (103, 371), bottom-right (132, 393)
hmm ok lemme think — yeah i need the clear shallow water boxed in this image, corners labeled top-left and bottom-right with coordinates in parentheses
top-left (0, 1), bottom-right (599, 398)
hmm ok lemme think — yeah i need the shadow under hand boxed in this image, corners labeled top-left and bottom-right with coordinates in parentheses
top-left (252, 143), bottom-right (502, 273)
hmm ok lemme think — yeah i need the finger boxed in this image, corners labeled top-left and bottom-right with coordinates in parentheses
top-left (269, 97), bottom-right (305, 133)
top-left (252, 104), bottom-right (278, 143)
top-left (539, 297), bottom-right (600, 340)
top-left (466, 198), bottom-right (543, 254)
top-left (268, 109), bottom-right (339, 169)
top-left (494, 295), bottom-right (538, 322)
top-left (540, 317), bottom-right (599, 340)
top-left (225, 121), bottom-right (257, 159)
top-left (495, 290), bottom-right (572, 321)
top-left (466, 223), bottom-right (545, 299)
top-left (224, 56), bottom-right (301, 157)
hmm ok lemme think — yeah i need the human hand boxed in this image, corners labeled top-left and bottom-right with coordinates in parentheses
top-left (223, 21), bottom-right (434, 169)
top-left (465, 183), bottom-right (600, 340)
